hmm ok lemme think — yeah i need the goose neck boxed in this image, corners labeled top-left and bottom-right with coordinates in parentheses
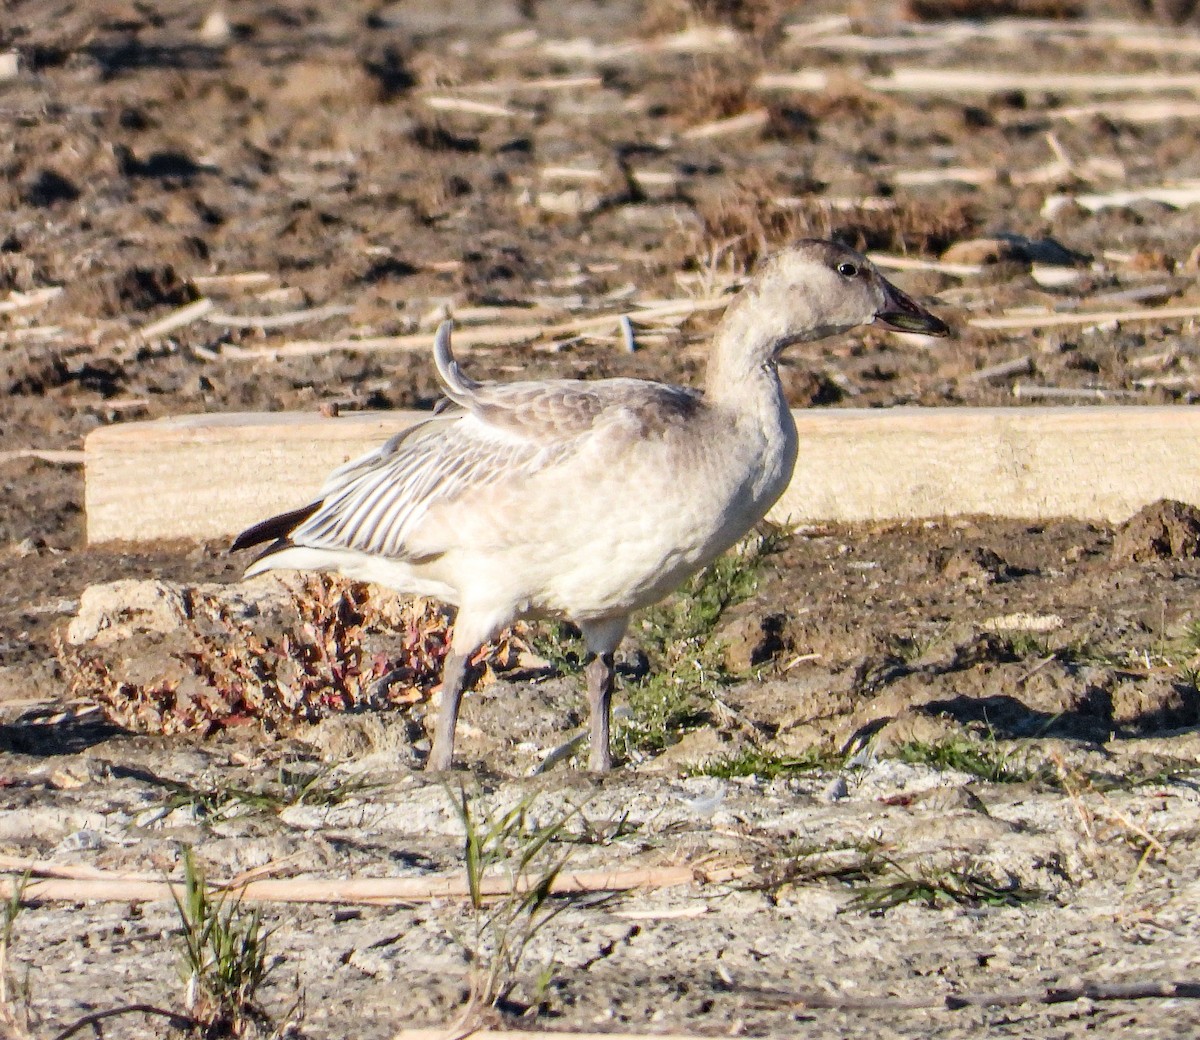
top-left (703, 300), bottom-right (787, 410)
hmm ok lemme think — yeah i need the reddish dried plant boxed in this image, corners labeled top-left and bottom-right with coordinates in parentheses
top-left (57, 577), bottom-right (527, 736)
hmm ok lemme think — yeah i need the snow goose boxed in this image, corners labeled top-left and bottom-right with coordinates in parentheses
top-left (233, 240), bottom-right (949, 771)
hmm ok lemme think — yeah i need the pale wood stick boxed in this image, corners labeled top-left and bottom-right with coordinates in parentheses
top-left (0, 853), bottom-right (159, 882)
top-left (1044, 183), bottom-right (1200, 216)
top-left (681, 109), bottom-right (769, 140)
top-left (0, 448), bottom-right (85, 466)
top-left (395, 1031), bottom-right (710, 1040)
top-left (781, 14), bottom-right (853, 41)
top-left (866, 252), bottom-right (983, 277)
top-left (631, 169), bottom-right (677, 188)
top-left (85, 405), bottom-right (1200, 542)
top-left (420, 303), bottom-right (560, 327)
top-left (746, 978), bottom-right (1200, 1012)
top-left (880, 69), bottom-right (1200, 95)
top-left (2, 863), bottom-right (749, 905)
top-left (786, 20), bottom-right (1200, 54)
top-left (0, 286), bottom-right (62, 314)
top-left (962, 355), bottom-right (1033, 383)
top-left (1086, 283), bottom-right (1180, 307)
top-left (892, 167), bottom-right (996, 187)
top-left (190, 272), bottom-right (274, 290)
top-left (223, 331), bottom-right (529, 360)
top-left (641, 24), bottom-right (741, 54)
top-left (539, 166), bottom-right (605, 182)
top-left (1134, 374), bottom-right (1193, 388)
top-left (791, 33), bottom-right (949, 54)
top-left (136, 297), bottom-right (214, 341)
top-left (424, 96), bottom-right (531, 118)
top-left (757, 69), bottom-right (1200, 96)
top-left (539, 25), bottom-right (739, 63)
top-left (971, 304), bottom-right (1200, 331)
top-left (442, 75), bottom-right (602, 93)
top-left (1013, 385), bottom-right (1138, 401)
top-left (0, 325), bottom-right (61, 342)
top-left (1038, 100), bottom-right (1200, 124)
top-left (1114, 35), bottom-right (1200, 56)
top-left (203, 303), bottom-right (352, 331)
top-left (755, 70), bottom-right (830, 92)
top-left (776, 194), bottom-right (896, 213)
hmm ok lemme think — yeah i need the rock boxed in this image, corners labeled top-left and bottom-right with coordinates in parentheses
top-left (717, 611), bottom-right (787, 673)
top-left (652, 726), bottom-right (728, 769)
top-left (67, 576), bottom-right (299, 646)
top-left (67, 579), bottom-right (191, 647)
top-left (1110, 673), bottom-right (1200, 732)
top-left (56, 829), bottom-right (106, 852)
top-left (942, 237), bottom-right (1024, 266)
top-left (941, 234), bottom-right (1085, 269)
top-left (198, 7), bottom-right (231, 42)
top-left (821, 775), bottom-right (849, 802)
top-left (1122, 249), bottom-right (1175, 274)
top-left (911, 785), bottom-right (990, 813)
top-left (983, 612), bottom-right (1064, 634)
top-left (1112, 499), bottom-right (1200, 562)
top-left (938, 546), bottom-right (1014, 584)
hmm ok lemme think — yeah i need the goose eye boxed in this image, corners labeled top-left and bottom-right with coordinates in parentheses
top-left (836, 262), bottom-right (859, 278)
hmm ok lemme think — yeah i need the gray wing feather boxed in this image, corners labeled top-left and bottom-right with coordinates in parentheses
top-left (291, 417), bottom-right (560, 559)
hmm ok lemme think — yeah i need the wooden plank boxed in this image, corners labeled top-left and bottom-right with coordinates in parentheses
top-left (85, 411), bottom-right (428, 544)
top-left (772, 407), bottom-right (1200, 525)
top-left (84, 406), bottom-right (1200, 544)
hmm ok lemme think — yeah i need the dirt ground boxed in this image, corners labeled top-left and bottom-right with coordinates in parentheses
top-left (5, 0), bottom-right (1200, 1037)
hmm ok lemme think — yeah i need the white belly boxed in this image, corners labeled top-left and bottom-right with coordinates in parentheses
top-left (509, 419), bottom-right (796, 621)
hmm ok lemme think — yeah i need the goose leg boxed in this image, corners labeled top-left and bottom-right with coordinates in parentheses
top-left (580, 616), bottom-right (630, 772)
top-left (428, 648), bottom-right (469, 771)
top-left (584, 652), bottom-right (615, 771)
top-left (427, 608), bottom-right (511, 771)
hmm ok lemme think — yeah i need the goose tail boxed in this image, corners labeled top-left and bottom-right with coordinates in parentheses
top-left (433, 320), bottom-right (480, 409)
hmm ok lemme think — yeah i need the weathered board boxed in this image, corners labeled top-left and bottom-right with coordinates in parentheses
top-left (84, 406), bottom-right (1200, 543)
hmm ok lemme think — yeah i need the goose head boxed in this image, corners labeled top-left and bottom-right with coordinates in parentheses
top-left (717, 240), bottom-right (950, 370)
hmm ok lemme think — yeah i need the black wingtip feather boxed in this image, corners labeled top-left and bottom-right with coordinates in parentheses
top-left (230, 502), bottom-right (321, 554)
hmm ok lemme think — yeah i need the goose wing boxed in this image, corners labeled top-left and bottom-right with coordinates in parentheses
top-left (291, 414), bottom-right (569, 560)
top-left (272, 322), bottom-right (702, 562)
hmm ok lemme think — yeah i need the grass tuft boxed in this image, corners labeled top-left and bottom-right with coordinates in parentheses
top-left (752, 839), bottom-right (888, 893)
top-left (155, 765), bottom-right (384, 824)
top-left (172, 848), bottom-right (272, 1035)
top-left (621, 531), bottom-right (783, 757)
top-left (683, 745), bottom-right (837, 780)
top-left (892, 737), bottom-right (1048, 785)
top-left (451, 788), bottom-right (579, 1015)
top-left (0, 873), bottom-right (30, 1037)
top-left (843, 859), bottom-right (1043, 915)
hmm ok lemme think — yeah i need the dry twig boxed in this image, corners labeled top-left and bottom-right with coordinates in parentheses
top-left (743, 979), bottom-right (1200, 1011)
top-left (0, 863), bottom-right (749, 906)
top-left (970, 303), bottom-right (1200, 330)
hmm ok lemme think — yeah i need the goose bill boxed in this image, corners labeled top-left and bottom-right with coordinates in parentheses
top-left (875, 279), bottom-right (950, 336)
